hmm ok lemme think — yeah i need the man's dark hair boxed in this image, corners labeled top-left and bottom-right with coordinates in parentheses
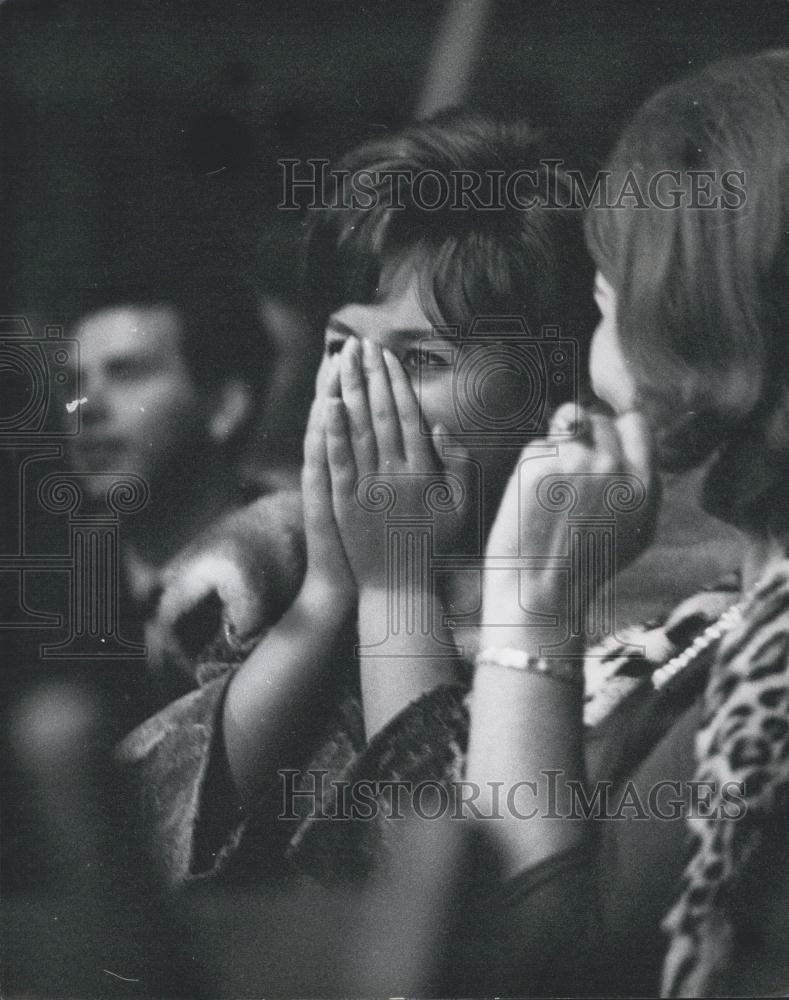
top-left (65, 266), bottom-right (275, 395)
top-left (304, 109), bottom-right (597, 365)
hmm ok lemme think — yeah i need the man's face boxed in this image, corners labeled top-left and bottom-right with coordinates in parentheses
top-left (68, 304), bottom-right (207, 499)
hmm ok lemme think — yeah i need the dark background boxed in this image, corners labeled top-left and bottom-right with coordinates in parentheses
top-left (4, 0), bottom-right (789, 317)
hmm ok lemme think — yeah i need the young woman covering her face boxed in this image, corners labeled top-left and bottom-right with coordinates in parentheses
top-left (118, 110), bottom-right (595, 909)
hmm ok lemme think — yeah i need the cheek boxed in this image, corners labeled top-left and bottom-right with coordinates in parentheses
top-left (484, 367), bottom-right (531, 420)
top-left (119, 378), bottom-right (203, 442)
top-left (417, 368), bottom-right (531, 437)
top-left (413, 376), bottom-right (459, 434)
top-left (589, 324), bottom-right (638, 413)
top-left (126, 414), bottom-right (205, 482)
top-left (588, 326), bottom-right (607, 395)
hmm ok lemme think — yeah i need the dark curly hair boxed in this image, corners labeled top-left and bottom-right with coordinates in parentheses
top-left (303, 108), bottom-right (597, 406)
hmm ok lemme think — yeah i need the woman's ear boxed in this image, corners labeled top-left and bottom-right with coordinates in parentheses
top-left (207, 379), bottom-right (253, 446)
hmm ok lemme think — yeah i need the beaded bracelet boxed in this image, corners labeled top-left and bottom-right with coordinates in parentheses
top-left (474, 647), bottom-right (584, 689)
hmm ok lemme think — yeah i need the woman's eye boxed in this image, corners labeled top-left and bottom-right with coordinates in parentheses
top-left (401, 349), bottom-right (423, 371)
top-left (325, 335), bottom-right (346, 357)
top-left (400, 348), bottom-right (451, 372)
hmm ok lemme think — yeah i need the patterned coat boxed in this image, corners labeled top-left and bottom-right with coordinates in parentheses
top-left (118, 493), bottom-right (789, 997)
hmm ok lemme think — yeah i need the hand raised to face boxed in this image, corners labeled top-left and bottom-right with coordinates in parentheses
top-left (484, 400), bottom-right (662, 630)
top-left (299, 356), bottom-right (356, 608)
top-left (324, 337), bottom-right (473, 593)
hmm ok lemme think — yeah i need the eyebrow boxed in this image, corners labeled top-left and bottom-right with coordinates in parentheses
top-left (325, 316), bottom-right (441, 344)
top-left (325, 317), bottom-right (356, 337)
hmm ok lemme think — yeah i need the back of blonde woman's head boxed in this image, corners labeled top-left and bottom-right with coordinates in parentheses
top-left (585, 49), bottom-right (789, 532)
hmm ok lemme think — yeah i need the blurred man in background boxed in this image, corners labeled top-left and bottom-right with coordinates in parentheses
top-left (66, 268), bottom-right (277, 613)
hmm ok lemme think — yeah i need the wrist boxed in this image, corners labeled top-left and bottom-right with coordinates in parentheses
top-left (358, 579), bottom-right (437, 606)
top-left (482, 571), bottom-right (572, 631)
top-left (474, 646), bottom-right (584, 688)
top-left (477, 617), bottom-right (584, 651)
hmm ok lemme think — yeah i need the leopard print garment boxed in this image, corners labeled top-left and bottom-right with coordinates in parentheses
top-left (661, 561), bottom-right (789, 997)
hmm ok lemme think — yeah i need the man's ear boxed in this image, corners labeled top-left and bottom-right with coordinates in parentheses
top-left (207, 379), bottom-right (253, 446)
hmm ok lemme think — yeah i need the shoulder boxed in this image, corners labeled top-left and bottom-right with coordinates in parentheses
top-left (583, 573), bottom-right (740, 728)
top-left (710, 558), bottom-right (789, 690)
top-left (146, 490), bottom-right (306, 688)
top-left (701, 558), bottom-right (789, 725)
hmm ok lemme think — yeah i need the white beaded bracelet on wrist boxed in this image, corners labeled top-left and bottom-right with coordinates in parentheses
top-left (474, 647), bottom-right (584, 689)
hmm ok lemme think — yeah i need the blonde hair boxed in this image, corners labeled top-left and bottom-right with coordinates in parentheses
top-left (586, 49), bottom-right (789, 531)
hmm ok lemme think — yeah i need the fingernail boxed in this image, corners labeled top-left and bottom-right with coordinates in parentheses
top-left (381, 347), bottom-right (398, 370)
top-left (551, 406), bottom-right (580, 436)
top-left (362, 338), bottom-right (379, 367)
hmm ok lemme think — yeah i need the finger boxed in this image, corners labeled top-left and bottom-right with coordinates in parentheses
top-left (325, 397), bottom-right (357, 506)
top-left (340, 337), bottom-right (377, 474)
top-left (303, 393), bottom-right (324, 466)
top-left (302, 399), bottom-right (333, 531)
top-left (550, 402), bottom-right (625, 470)
top-left (547, 401), bottom-right (584, 439)
top-left (383, 348), bottom-right (432, 467)
top-left (314, 352), bottom-right (342, 400)
top-left (304, 367), bottom-right (337, 483)
top-left (313, 355), bottom-right (331, 397)
top-left (362, 338), bottom-right (404, 463)
top-left (324, 355), bottom-right (342, 399)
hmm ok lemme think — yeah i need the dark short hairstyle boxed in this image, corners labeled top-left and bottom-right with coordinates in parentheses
top-left (585, 49), bottom-right (789, 531)
top-left (66, 266), bottom-right (275, 395)
top-left (304, 109), bottom-right (596, 399)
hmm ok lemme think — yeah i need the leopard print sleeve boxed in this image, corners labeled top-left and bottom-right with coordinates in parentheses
top-left (661, 560), bottom-right (789, 997)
